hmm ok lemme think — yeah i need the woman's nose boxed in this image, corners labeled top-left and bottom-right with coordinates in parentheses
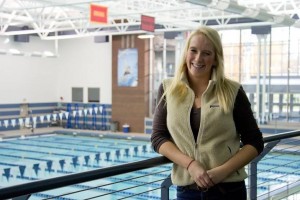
top-left (194, 53), bottom-right (202, 62)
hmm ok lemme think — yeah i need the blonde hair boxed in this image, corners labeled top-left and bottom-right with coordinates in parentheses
top-left (163, 26), bottom-right (237, 113)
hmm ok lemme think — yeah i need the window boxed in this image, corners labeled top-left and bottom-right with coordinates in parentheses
top-left (88, 88), bottom-right (100, 103)
top-left (72, 87), bottom-right (83, 102)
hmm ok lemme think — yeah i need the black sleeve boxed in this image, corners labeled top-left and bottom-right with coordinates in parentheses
top-left (150, 83), bottom-right (172, 152)
top-left (233, 86), bottom-right (264, 154)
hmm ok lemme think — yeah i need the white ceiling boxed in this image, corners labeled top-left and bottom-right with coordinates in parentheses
top-left (0, 0), bottom-right (300, 40)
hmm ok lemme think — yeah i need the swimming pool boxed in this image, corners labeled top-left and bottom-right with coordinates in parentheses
top-left (0, 132), bottom-right (176, 199)
top-left (1, 131), bottom-right (300, 199)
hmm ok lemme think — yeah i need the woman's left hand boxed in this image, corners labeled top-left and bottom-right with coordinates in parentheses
top-left (207, 165), bottom-right (229, 185)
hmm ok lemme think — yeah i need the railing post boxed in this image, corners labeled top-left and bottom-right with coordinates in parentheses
top-left (249, 160), bottom-right (258, 199)
top-left (249, 140), bottom-right (280, 200)
top-left (161, 175), bottom-right (172, 200)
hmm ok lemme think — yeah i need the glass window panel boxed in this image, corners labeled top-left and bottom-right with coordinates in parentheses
top-left (273, 105), bottom-right (279, 113)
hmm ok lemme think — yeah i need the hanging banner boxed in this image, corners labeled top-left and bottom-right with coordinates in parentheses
top-left (25, 118), bottom-right (30, 126)
top-left (83, 109), bottom-right (88, 116)
top-left (93, 107), bottom-right (98, 114)
top-left (11, 119), bottom-right (16, 127)
top-left (19, 118), bottom-right (24, 126)
top-left (141, 15), bottom-right (155, 32)
top-left (46, 114), bottom-right (51, 122)
top-left (90, 4), bottom-right (108, 24)
top-left (118, 48), bottom-right (138, 87)
top-left (73, 110), bottom-right (77, 117)
top-left (4, 120), bottom-right (9, 128)
top-left (39, 116), bottom-right (44, 123)
top-left (32, 116), bottom-right (37, 124)
top-left (78, 110), bottom-right (82, 117)
top-left (65, 112), bottom-right (69, 119)
top-left (52, 114), bottom-right (57, 121)
top-left (59, 113), bottom-right (63, 120)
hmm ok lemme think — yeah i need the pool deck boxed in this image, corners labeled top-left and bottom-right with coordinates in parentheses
top-left (260, 121), bottom-right (300, 136)
top-left (0, 126), bottom-right (152, 140)
top-left (0, 121), bottom-right (299, 139)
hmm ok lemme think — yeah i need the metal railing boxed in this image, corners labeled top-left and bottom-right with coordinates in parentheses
top-left (1, 130), bottom-right (300, 200)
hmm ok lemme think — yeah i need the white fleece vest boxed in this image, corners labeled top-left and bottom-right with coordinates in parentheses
top-left (163, 77), bottom-right (247, 186)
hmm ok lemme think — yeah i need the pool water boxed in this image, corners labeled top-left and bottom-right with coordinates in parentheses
top-left (0, 133), bottom-right (176, 199)
top-left (1, 133), bottom-right (300, 199)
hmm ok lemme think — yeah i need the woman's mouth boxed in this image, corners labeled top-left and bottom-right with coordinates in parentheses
top-left (192, 63), bottom-right (206, 69)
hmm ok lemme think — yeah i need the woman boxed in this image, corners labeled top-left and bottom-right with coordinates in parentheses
top-left (151, 26), bottom-right (264, 200)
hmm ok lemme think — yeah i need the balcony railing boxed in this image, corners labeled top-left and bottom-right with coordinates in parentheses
top-left (1, 130), bottom-right (300, 200)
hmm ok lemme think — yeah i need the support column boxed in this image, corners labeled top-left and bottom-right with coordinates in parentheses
top-left (175, 34), bottom-right (184, 73)
top-left (149, 37), bottom-right (154, 117)
top-left (269, 94), bottom-right (274, 114)
top-left (255, 34), bottom-right (262, 123)
top-left (251, 26), bottom-right (271, 124)
top-left (290, 94), bottom-right (294, 113)
top-left (279, 94), bottom-right (284, 113)
top-left (256, 34), bottom-right (269, 124)
top-left (162, 39), bottom-right (167, 80)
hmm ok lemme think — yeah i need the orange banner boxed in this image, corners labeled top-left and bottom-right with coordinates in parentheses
top-left (90, 4), bottom-right (108, 24)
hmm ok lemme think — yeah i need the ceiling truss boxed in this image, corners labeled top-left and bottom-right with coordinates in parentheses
top-left (0, 0), bottom-right (299, 40)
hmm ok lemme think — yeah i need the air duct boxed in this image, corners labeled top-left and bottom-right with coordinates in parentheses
top-left (13, 26), bottom-right (30, 43)
top-left (186, 0), bottom-right (296, 27)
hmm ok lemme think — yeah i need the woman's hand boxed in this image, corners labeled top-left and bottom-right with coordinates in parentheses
top-left (207, 165), bottom-right (230, 185)
top-left (206, 145), bottom-right (259, 184)
top-left (188, 160), bottom-right (215, 189)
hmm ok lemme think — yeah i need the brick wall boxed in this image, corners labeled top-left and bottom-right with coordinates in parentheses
top-left (111, 35), bottom-right (150, 133)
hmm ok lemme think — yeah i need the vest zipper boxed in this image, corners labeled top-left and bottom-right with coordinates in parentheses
top-left (194, 143), bottom-right (198, 160)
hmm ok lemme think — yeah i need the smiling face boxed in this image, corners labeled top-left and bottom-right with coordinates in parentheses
top-left (186, 33), bottom-right (216, 81)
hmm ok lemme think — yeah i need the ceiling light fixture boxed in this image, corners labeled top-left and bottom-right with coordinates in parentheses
top-left (8, 48), bottom-right (22, 55)
top-left (3, 38), bottom-right (10, 44)
top-left (31, 51), bottom-right (43, 57)
top-left (0, 49), bottom-right (7, 55)
top-left (138, 34), bottom-right (155, 39)
top-left (43, 51), bottom-right (55, 57)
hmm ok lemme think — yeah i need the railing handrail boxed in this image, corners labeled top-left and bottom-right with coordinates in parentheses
top-left (0, 156), bottom-right (170, 199)
top-left (1, 129), bottom-right (300, 199)
top-left (263, 129), bottom-right (300, 143)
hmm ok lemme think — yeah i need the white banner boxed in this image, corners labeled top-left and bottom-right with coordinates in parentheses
top-left (11, 119), bottom-right (16, 127)
top-left (0, 106), bottom-right (104, 129)
top-left (25, 118), bottom-right (30, 125)
top-left (83, 109), bottom-right (88, 116)
top-left (59, 113), bottom-right (63, 120)
top-left (52, 114), bottom-right (57, 121)
top-left (4, 120), bottom-right (9, 128)
top-left (46, 114), bottom-right (51, 122)
top-left (19, 118), bottom-right (24, 126)
top-left (32, 117), bottom-right (37, 125)
top-left (93, 107), bottom-right (98, 114)
top-left (39, 116), bottom-right (44, 123)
